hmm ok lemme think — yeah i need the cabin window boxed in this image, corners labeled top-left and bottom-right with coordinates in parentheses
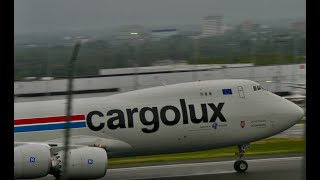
top-left (257, 86), bottom-right (261, 90)
top-left (205, 92), bottom-right (208, 96)
top-left (209, 92), bottom-right (212, 96)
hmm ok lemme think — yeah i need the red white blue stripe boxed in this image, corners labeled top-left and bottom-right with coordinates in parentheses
top-left (14, 115), bottom-right (86, 133)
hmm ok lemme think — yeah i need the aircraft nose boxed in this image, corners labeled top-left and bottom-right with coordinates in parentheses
top-left (288, 101), bottom-right (305, 123)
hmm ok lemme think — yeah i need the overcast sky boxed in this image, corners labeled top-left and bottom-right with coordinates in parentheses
top-left (14, 0), bottom-right (305, 34)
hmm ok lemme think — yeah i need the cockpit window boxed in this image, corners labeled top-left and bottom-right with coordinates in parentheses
top-left (253, 85), bottom-right (267, 92)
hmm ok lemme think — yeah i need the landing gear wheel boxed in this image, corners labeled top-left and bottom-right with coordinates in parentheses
top-left (234, 144), bottom-right (250, 172)
top-left (234, 160), bottom-right (248, 172)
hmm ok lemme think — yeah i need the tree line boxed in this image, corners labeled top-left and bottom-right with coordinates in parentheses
top-left (14, 31), bottom-right (305, 80)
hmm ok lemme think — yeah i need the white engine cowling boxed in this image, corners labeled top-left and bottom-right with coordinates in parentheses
top-left (52, 147), bottom-right (108, 179)
top-left (14, 144), bottom-right (51, 179)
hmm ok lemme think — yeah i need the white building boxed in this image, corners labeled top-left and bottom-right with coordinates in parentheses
top-left (151, 29), bottom-right (178, 41)
top-left (290, 21), bottom-right (306, 32)
top-left (201, 15), bottom-right (223, 37)
top-left (110, 25), bottom-right (147, 45)
top-left (14, 63), bottom-right (306, 102)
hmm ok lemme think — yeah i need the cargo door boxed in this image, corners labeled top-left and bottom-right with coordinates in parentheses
top-left (237, 86), bottom-right (245, 98)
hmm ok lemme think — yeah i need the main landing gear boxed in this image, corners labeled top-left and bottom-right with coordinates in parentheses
top-left (234, 144), bottom-right (250, 172)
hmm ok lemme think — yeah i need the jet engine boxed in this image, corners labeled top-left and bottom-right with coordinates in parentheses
top-left (51, 146), bottom-right (108, 179)
top-left (14, 144), bottom-right (52, 179)
top-left (15, 145), bottom-right (108, 180)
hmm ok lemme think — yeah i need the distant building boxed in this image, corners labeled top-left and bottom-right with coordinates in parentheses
top-left (221, 24), bottom-right (234, 33)
top-left (251, 24), bottom-right (261, 32)
top-left (201, 15), bottom-right (223, 37)
top-left (15, 63), bottom-right (305, 106)
top-left (240, 20), bottom-right (253, 33)
top-left (237, 20), bottom-right (262, 33)
top-left (151, 29), bottom-right (178, 41)
top-left (151, 59), bottom-right (187, 66)
top-left (290, 21), bottom-right (306, 32)
top-left (25, 44), bottom-right (38, 48)
top-left (110, 25), bottom-right (148, 45)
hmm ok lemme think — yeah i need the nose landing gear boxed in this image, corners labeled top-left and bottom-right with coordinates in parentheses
top-left (234, 144), bottom-right (250, 172)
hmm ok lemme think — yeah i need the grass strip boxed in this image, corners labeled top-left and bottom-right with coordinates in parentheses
top-left (297, 119), bottom-right (306, 124)
top-left (109, 138), bottom-right (304, 166)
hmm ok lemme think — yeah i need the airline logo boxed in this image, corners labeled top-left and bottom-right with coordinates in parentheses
top-left (14, 115), bottom-right (86, 133)
top-left (212, 123), bottom-right (218, 129)
top-left (87, 99), bottom-right (226, 133)
top-left (14, 99), bottom-right (227, 134)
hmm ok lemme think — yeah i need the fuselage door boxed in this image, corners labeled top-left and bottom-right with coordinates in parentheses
top-left (237, 86), bottom-right (245, 98)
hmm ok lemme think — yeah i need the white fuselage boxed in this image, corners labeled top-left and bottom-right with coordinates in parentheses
top-left (14, 79), bottom-right (304, 157)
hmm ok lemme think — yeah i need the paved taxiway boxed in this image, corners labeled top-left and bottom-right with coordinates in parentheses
top-left (102, 156), bottom-right (304, 180)
top-left (29, 155), bottom-right (304, 180)
top-left (21, 124), bottom-right (305, 180)
top-left (273, 124), bottom-right (304, 138)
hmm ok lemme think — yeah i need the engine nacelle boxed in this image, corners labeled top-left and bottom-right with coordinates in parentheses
top-left (52, 147), bottom-right (108, 179)
top-left (14, 144), bottom-right (51, 179)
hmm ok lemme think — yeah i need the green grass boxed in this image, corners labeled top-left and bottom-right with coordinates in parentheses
top-left (109, 138), bottom-right (304, 166)
top-left (297, 118), bottom-right (306, 124)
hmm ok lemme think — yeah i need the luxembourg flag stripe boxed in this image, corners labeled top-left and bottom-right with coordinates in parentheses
top-left (14, 121), bottom-right (86, 133)
top-left (14, 115), bottom-right (86, 125)
top-left (14, 115), bottom-right (87, 133)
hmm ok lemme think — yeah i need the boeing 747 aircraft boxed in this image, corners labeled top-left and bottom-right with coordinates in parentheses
top-left (14, 79), bottom-right (304, 179)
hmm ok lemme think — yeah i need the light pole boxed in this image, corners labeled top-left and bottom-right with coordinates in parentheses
top-left (62, 37), bottom-right (85, 179)
top-left (192, 37), bottom-right (200, 81)
top-left (273, 34), bottom-right (291, 92)
top-left (45, 43), bottom-right (52, 97)
top-left (291, 33), bottom-right (297, 83)
top-left (225, 43), bottom-right (238, 79)
top-left (250, 38), bottom-right (257, 81)
top-left (226, 43), bottom-right (238, 64)
top-left (130, 32), bottom-right (140, 90)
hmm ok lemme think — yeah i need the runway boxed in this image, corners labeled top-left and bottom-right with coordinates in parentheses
top-left (29, 155), bottom-right (304, 180)
top-left (102, 156), bottom-right (304, 180)
top-left (272, 124), bottom-right (304, 138)
top-left (20, 124), bottom-right (305, 180)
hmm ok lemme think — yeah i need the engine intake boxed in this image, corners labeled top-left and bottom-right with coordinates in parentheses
top-left (14, 144), bottom-right (51, 179)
